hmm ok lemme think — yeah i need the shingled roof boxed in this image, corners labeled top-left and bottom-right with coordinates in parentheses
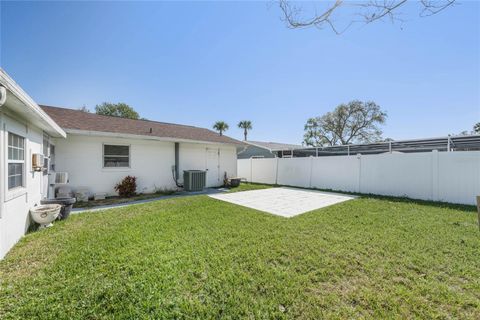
top-left (41, 105), bottom-right (241, 145)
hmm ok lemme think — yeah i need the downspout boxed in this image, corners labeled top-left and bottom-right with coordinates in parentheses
top-left (172, 142), bottom-right (183, 188)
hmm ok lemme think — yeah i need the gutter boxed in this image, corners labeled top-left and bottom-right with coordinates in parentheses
top-left (65, 129), bottom-right (241, 146)
top-left (0, 68), bottom-right (66, 138)
top-left (0, 89), bottom-right (4, 220)
top-left (0, 86), bottom-right (6, 107)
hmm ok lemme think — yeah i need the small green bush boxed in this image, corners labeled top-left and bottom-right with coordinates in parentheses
top-left (114, 175), bottom-right (137, 197)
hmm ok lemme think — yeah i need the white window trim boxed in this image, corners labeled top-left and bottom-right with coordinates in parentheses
top-left (42, 132), bottom-right (51, 176)
top-left (5, 130), bottom-right (27, 201)
top-left (102, 143), bottom-right (131, 170)
top-left (43, 132), bottom-right (50, 157)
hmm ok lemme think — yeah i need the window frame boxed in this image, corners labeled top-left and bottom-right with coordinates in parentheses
top-left (102, 143), bottom-right (131, 169)
top-left (42, 132), bottom-right (50, 176)
top-left (7, 132), bottom-right (26, 190)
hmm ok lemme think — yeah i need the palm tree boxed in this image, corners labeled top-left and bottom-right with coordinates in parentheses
top-left (213, 121), bottom-right (229, 136)
top-left (238, 120), bottom-right (252, 141)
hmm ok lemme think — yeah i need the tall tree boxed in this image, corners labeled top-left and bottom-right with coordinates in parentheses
top-left (238, 120), bottom-right (253, 141)
top-left (213, 121), bottom-right (229, 136)
top-left (474, 122), bottom-right (480, 134)
top-left (78, 105), bottom-right (90, 113)
top-left (303, 100), bottom-right (387, 147)
top-left (279, 0), bottom-right (456, 34)
top-left (95, 102), bottom-right (140, 120)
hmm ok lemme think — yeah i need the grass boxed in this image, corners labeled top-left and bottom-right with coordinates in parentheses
top-left (74, 190), bottom-right (177, 208)
top-left (1, 192), bottom-right (479, 319)
top-left (227, 182), bottom-right (273, 193)
top-left (73, 183), bottom-right (267, 209)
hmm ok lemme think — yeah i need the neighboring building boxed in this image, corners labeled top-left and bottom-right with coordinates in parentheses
top-left (237, 141), bottom-right (303, 159)
top-left (276, 136), bottom-right (480, 158)
top-left (0, 68), bottom-right (240, 259)
top-left (42, 106), bottom-right (240, 195)
top-left (0, 69), bottom-right (66, 258)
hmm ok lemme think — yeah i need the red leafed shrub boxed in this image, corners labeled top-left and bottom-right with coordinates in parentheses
top-left (114, 176), bottom-right (137, 197)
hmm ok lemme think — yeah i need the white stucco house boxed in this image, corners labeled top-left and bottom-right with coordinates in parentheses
top-left (0, 70), bottom-right (66, 258)
top-left (0, 68), bottom-right (240, 259)
top-left (41, 106), bottom-right (240, 195)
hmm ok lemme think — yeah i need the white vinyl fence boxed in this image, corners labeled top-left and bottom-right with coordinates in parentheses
top-left (238, 151), bottom-right (480, 205)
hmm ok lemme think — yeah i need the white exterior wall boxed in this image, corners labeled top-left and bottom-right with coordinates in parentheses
top-left (54, 135), bottom-right (176, 195)
top-left (54, 134), bottom-right (237, 194)
top-left (178, 142), bottom-right (236, 187)
top-left (0, 112), bottom-right (46, 259)
top-left (218, 145), bottom-right (238, 185)
top-left (238, 151), bottom-right (480, 205)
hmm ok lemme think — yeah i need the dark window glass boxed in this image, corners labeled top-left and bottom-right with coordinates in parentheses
top-left (7, 133), bottom-right (25, 189)
top-left (103, 145), bottom-right (130, 167)
top-left (8, 163), bottom-right (23, 189)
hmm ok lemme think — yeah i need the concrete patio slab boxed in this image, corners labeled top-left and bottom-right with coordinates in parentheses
top-left (209, 187), bottom-right (357, 217)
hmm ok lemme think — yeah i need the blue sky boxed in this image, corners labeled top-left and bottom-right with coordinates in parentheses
top-left (1, 1), bottom-right (479, 144)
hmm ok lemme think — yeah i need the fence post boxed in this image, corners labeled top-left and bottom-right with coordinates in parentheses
top-left (250, 158), bottom-right (253, 182)
top-left (309, 156), bottom-right (313, 188)
top-left (356, 153), bottom-right (361, 193)
top-left (431, 150), bottom-right (439, 202)
top-left (477, 196), bottom-right (480, 231)
top-left (275, 157), bottom-right (279, 185)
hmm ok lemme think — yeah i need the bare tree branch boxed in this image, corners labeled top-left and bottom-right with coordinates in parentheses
top-left (279, 0), bottom-right (457, 32)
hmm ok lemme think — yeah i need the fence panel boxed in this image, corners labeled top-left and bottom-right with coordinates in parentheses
top-left (238, 151), bottom-right (480, 205)
top-left (437, 151), bottom-right (480, 204)
top-left (359, 153), bottom-right (433, 200)
top-left (310, 156), bottom-right (360, 192)
top-left (277, 158), bottom-right (312, 188)
top-left (251, 158), bottom-right (277, 184)
top-left (237, 159), bottom-right (251, 181)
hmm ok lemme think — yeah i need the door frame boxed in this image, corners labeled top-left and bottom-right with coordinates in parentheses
top-left (205, 147), bottom-right (220, 187)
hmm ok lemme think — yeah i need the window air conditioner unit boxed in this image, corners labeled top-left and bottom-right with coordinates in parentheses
top-left (54, 172), bottom-right (69, 184)
top-left (32, 153), bottom-right (44, 171)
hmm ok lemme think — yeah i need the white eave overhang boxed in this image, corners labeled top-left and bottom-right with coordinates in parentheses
top-left (0, 68), bottom-right (66, 138)
top-left (64, 128), bottom-right (240, 146)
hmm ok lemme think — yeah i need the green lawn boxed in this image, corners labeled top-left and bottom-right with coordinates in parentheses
top-left (227, 182), bottom-right (273, 193)
top-left (1, 190), bottom-right (479, 319)
top-left (74, 190), bottom-right (177, 209)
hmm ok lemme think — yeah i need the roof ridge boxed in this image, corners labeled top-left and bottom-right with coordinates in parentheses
top-left (248, 140), bottom-right (302, 146)
top-left (40, 104), bottom-right (202, 129)
top-left (40, 104), bottom-right (242, 144)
